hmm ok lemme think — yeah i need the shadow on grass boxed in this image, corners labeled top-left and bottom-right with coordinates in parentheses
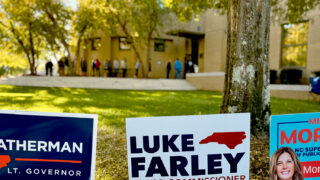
top-left (1, 85), bottom-right (222, 129)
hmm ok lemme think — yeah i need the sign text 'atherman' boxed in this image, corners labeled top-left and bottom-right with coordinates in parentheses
top-left (0, 139), bottom-right (83, 154)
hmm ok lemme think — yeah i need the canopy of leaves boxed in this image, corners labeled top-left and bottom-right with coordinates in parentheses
top-left (72, 0), bottom-right (108, 40)
top-left (107, 0), bottom-right (170, 46)
top-left (0, 49), bottom-right (28, 75)
top-left (272, 0), bottom-right (320, 23)
top-left (164, 0), bottom-right (320, 23)
top-left (0, 0), bottom-right (45, 54)
top-left (0, 49), bottom-right (27, 68)
top-left (162, 0), bottom-right (227, 22)
top-left (35, 0), bottom-right (71, 53)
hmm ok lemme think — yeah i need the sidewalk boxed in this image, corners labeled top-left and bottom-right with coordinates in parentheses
top-left (0, 76), bottom-right (197, 91)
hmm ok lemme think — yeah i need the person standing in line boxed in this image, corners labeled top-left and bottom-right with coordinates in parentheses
top-left (120, 58), bottom-right (127, 78)
top-left (134, 60), bottom-right (141, 78)
top-left (81, 58), bottom-right (87, 76)
top-left (91, 59), bottom-right (96, 76)
top-left (166, 60), bottom-right (171, 79)
top-left (113, 59), bottom-right (119, 77)
top-left (187, 60), bottom-right (194, 73)
top-left (58, 58), bottom-right (64, 76)
top-left (45, 60), bottom-right (53, 76)
top-left (174, 58), bottom-right (182, 79)
top-left (95, 58), bottom-right (101, 77)
top-left (184, 58), bottom-right (189, 77)
top-left (103, 60), bottom-right (108, 77)
top-left (64, 58), bottom-right (69, 76)
top-left (147, 60), bottom-right (152, 78)
top-left (107, 60), bottom-right (113, 77)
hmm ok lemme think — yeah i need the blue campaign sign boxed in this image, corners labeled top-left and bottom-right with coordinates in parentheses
top-left (270, 112), bottom-right (320, 179)
top-left (0, 110), bottom-right (98, 180)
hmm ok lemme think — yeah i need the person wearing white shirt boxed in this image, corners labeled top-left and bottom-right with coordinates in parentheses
top-left (113, 59), bottom-right (119, 77)
top-left (120, 58), bottom-right (127, 78)
top-left (134, 60), bottom-right (141, 78)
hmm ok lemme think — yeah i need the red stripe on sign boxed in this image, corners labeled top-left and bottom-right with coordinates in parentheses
top-left (15, 158), bottom-right (82, 164)
top-left (301, 161), bottom-right (320, 178)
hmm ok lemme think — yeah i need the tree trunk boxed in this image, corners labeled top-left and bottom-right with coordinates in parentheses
top-left (115, 14), bottom-right (146, 77)
top-left (11, 26), bottom-right (35, 75)
top-left (45, 9), bottom-right (72, 75)
top-left (220, 0), bottom-right (271, 135)
top-left (75, 37), bottom-right (82, 75)
top-left (146, 3), bottom-right (157, 78)
top-left (146, 35), bottom-right (152, 78)
top-left (28, 22), bottom-right (37, 75)
top-left (75, 25), bottom-right (87, 75)
top-left (130, 41), bottom-right (145, 77)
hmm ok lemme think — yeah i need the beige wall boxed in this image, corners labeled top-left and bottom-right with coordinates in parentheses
top-left (201, 9), bottom-right (320, 77)
top-left (77, 9), bottom-right (320, 80)
top-left (87, 36), bottom-right (188, 78)
top-left (269, 25), bottom-right (282, 71)
top-left (149, 40), bottom-right (176, 78)
top-left (198, 38), bottom-right (205, 72)
top-left (268, 11), bottom-right (320, 80)
top-left (306, 16), bottom-right (320, 76)
top-left (186, 72), bottom-right (225, 91)
top-left (203, 12), bottom-right (227, 72)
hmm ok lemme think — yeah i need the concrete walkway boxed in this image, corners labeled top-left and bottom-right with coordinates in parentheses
top-left (0, 76), bottom-right (197, 90)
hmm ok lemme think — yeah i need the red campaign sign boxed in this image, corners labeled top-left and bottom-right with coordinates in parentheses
top-left (301, 161), bottom-right (320, 178)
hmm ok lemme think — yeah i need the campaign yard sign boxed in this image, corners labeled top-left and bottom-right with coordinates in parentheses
top-left (270, 112), bottom-right (320, 179)
top-left (0, 110), bottom-right (98, 180)
top-left (126, 113), bottom-right (250, 180)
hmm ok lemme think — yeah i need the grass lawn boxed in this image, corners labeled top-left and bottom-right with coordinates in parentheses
top-left (1, 85), bottom-right (320, 179)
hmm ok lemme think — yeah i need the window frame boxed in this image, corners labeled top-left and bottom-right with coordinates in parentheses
top-left (280, 21), bottom-right (309, 68)
top-left (91, 37), bottom-right (102, 51)
top-left (119, 37), bottom-right (131, 51)
top-left (154, 38), bottom-right (165, 52)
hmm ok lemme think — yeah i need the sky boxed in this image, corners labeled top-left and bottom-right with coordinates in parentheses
top-left (63, 0), bottom-right (78, 11)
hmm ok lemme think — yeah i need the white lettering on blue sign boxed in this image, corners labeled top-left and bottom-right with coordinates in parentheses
top-left (0, 139), bottom-right (83, 153)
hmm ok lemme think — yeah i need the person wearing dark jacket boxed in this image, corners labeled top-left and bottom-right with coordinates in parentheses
top-left (166, 60), bottom-right (171, 79)
top-left (45, 61), bottom-right (53, 76)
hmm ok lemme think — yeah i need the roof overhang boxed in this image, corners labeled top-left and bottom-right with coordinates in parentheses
top-left (166, 29), bottom-right (205, 39)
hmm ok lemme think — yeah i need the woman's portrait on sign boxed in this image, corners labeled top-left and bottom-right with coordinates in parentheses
top-left (270, 146), bottom-right (304, 180)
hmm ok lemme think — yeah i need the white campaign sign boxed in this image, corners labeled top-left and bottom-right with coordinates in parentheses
top-left (126, 113), bottom-right (250, 180)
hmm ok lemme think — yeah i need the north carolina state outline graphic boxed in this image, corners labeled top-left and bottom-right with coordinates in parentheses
top-left (199, 132), bottom-right (246, 149)
top-left (0, 155), bottom-right (11, 169)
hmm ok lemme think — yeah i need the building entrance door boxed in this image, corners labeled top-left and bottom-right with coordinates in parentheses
top-left (191, 38), bottom-right (199, 65)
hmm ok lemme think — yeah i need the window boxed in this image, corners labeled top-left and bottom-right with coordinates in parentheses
top-left (91, 38), bottom-right (101, 50)
top-left (119, 37), bottom-right (131, 50)
top-left (154, 39), bottom-right (165, 52)
top-left (281, 22), bottom-right (309, 67)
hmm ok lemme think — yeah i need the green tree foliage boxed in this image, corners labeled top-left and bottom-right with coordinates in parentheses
top-left (36, 0), bottom-right (71, 61)
top-left (0, 0), bottom-right (72, 75)
top-left (272, 0), bottom-right (320, 23)
top-left (0, 0), bottom-right (46, 75)
top-left (163, 0), bottom-right (227, 22)
top-left (72, 0), bottom-right (109, 75)
top-left (134, 0), bottom-right (169, 76)
top-left (0, 49), bottom-right (28, 76)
